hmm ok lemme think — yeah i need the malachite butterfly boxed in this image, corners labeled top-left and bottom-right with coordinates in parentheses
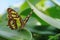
top-left (7, 8), bottom-right (33, 30)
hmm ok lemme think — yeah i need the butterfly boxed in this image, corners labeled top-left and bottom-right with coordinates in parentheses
top-left (7, 8), bottom-right (33, 30)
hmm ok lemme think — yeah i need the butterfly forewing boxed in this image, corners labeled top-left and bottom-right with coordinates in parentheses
top-left (7, 8), bottom-right (22, 30)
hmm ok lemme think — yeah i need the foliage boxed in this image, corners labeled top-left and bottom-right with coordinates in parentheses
top-left (0, 0), bottom-right (60, 40)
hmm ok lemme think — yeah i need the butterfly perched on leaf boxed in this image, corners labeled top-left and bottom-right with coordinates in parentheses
top-left (7, 8), bottom-right (33, 30)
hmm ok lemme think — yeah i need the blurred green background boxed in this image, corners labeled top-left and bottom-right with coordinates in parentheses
top-left (0, 0), bottom-right (60, 40)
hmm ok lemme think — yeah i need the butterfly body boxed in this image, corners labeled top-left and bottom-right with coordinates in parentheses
top-left (7, 8), bottom-right (33, 30)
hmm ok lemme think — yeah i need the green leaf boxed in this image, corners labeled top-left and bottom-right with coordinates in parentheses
top-left (48, 33), bottom-right (60, 40)
top-left (20, 4), bottom-right (49, 25)
top-left (26, 0), bottom-right (60, 29)
top-left (0, 21), bottom-right (32, 40)
top-left (45, 6), bottom-right (60, 19)
top-left (19, 0), bottom-right (40, 13)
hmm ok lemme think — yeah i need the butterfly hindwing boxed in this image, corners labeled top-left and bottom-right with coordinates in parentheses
top-left (24, 10), bottom-right (33, 24)
top-left (20, 10), bottom-right (33, 28)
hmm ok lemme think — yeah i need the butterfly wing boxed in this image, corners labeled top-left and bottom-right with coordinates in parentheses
top-left (20, 10), bottom-right (33, 28)
top-left (7, 8), bottom-right (22, 30)
top-left (7, 8), bottom-right (33, 29)
top-left (24, 10), bottom-right (33, 24)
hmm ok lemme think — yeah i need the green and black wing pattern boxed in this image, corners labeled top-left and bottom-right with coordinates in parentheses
top-left (7, 8), bottom-right (33, 30)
